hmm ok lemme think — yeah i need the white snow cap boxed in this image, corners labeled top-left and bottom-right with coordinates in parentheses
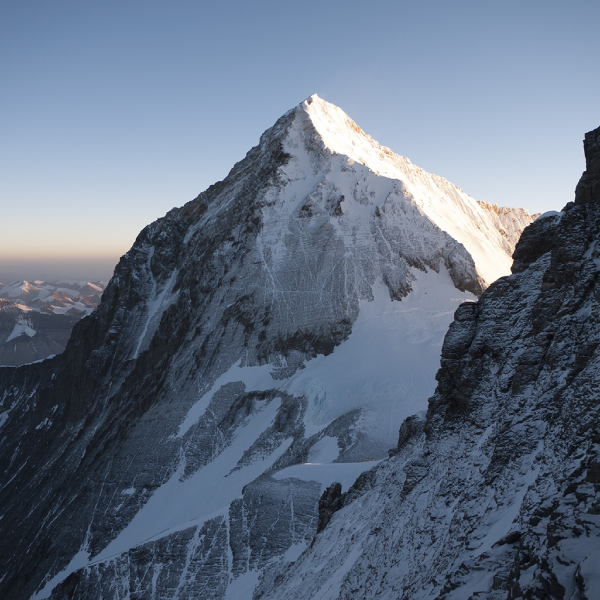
top-left (301, 93), bottom-right (406, 179)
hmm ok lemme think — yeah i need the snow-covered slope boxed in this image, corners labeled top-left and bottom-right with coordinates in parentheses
top-left (257, 125), bottom-right (600, 600)
top-left (477, 201), bottom-right (540, 256)
top-left (0, 96), bottom-right (535, 600)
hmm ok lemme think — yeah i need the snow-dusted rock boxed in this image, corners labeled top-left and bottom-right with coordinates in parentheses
top-left (477, 200), bottom-right (540, 256)
top-left (258, 125), bottom-right (600, 600)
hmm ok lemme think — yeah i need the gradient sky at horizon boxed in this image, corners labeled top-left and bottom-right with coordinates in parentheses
top-left (2, 0), bottom-right (599, 282)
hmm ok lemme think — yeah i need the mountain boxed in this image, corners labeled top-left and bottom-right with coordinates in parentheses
top-left (256, 126), bottom-right (600, 599)
top-left (0, 96), bottom-right (535, 600)
top-left (0, 280), bottom-right (105, 314)
top-left (0, 280), bottom-right (105, 366)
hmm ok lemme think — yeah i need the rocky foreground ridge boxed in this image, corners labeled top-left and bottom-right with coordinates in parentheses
top-left (257, 127), bottom-right (600, 599)
top-left (0, 96), bottom-right (535, 600)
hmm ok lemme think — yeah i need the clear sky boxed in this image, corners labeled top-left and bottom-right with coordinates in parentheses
top-left (2, 0), bottom-right (599, 282)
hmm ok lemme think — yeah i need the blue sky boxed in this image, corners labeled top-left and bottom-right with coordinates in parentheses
top-left (2, 0), bottom-right (599, 281)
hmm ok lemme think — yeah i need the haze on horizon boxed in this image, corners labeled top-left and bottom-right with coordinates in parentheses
top-left (2, 0), bottom-right (599, 282)
top-left (0, 258), bottom-right (116, 284)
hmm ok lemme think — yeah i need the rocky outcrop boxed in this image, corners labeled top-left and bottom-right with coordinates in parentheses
top-left (258, 126), bottom-right (600, 599)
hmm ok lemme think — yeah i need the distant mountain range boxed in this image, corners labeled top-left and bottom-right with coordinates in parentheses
top-left (0, 280), bottom-right (105, 366)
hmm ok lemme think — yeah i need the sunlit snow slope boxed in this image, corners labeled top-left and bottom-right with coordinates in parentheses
top-left (0, 95), bottom-right (535, 600)
top-left (303, 95), bottom-right (532, 284)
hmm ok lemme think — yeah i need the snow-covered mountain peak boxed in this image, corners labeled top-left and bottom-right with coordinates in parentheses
top-left (300, 94), bottom-right (402, 175)
top-left (0, 97), bottom-right (539, 600)
top-left (0, 280), bottom-right (106, 366)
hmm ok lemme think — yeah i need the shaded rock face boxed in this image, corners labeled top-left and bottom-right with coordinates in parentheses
top-left (317, 482), bottom-right (344, 534)
top-left (0, 110), bottom-right (303, 600)
top-left (258, 127), bottom-right (600, 599)
top-left (0, 97), bottom-right (534, 600)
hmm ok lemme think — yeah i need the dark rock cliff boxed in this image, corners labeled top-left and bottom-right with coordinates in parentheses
top-left (575, 125), bottom-right (600, 205)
